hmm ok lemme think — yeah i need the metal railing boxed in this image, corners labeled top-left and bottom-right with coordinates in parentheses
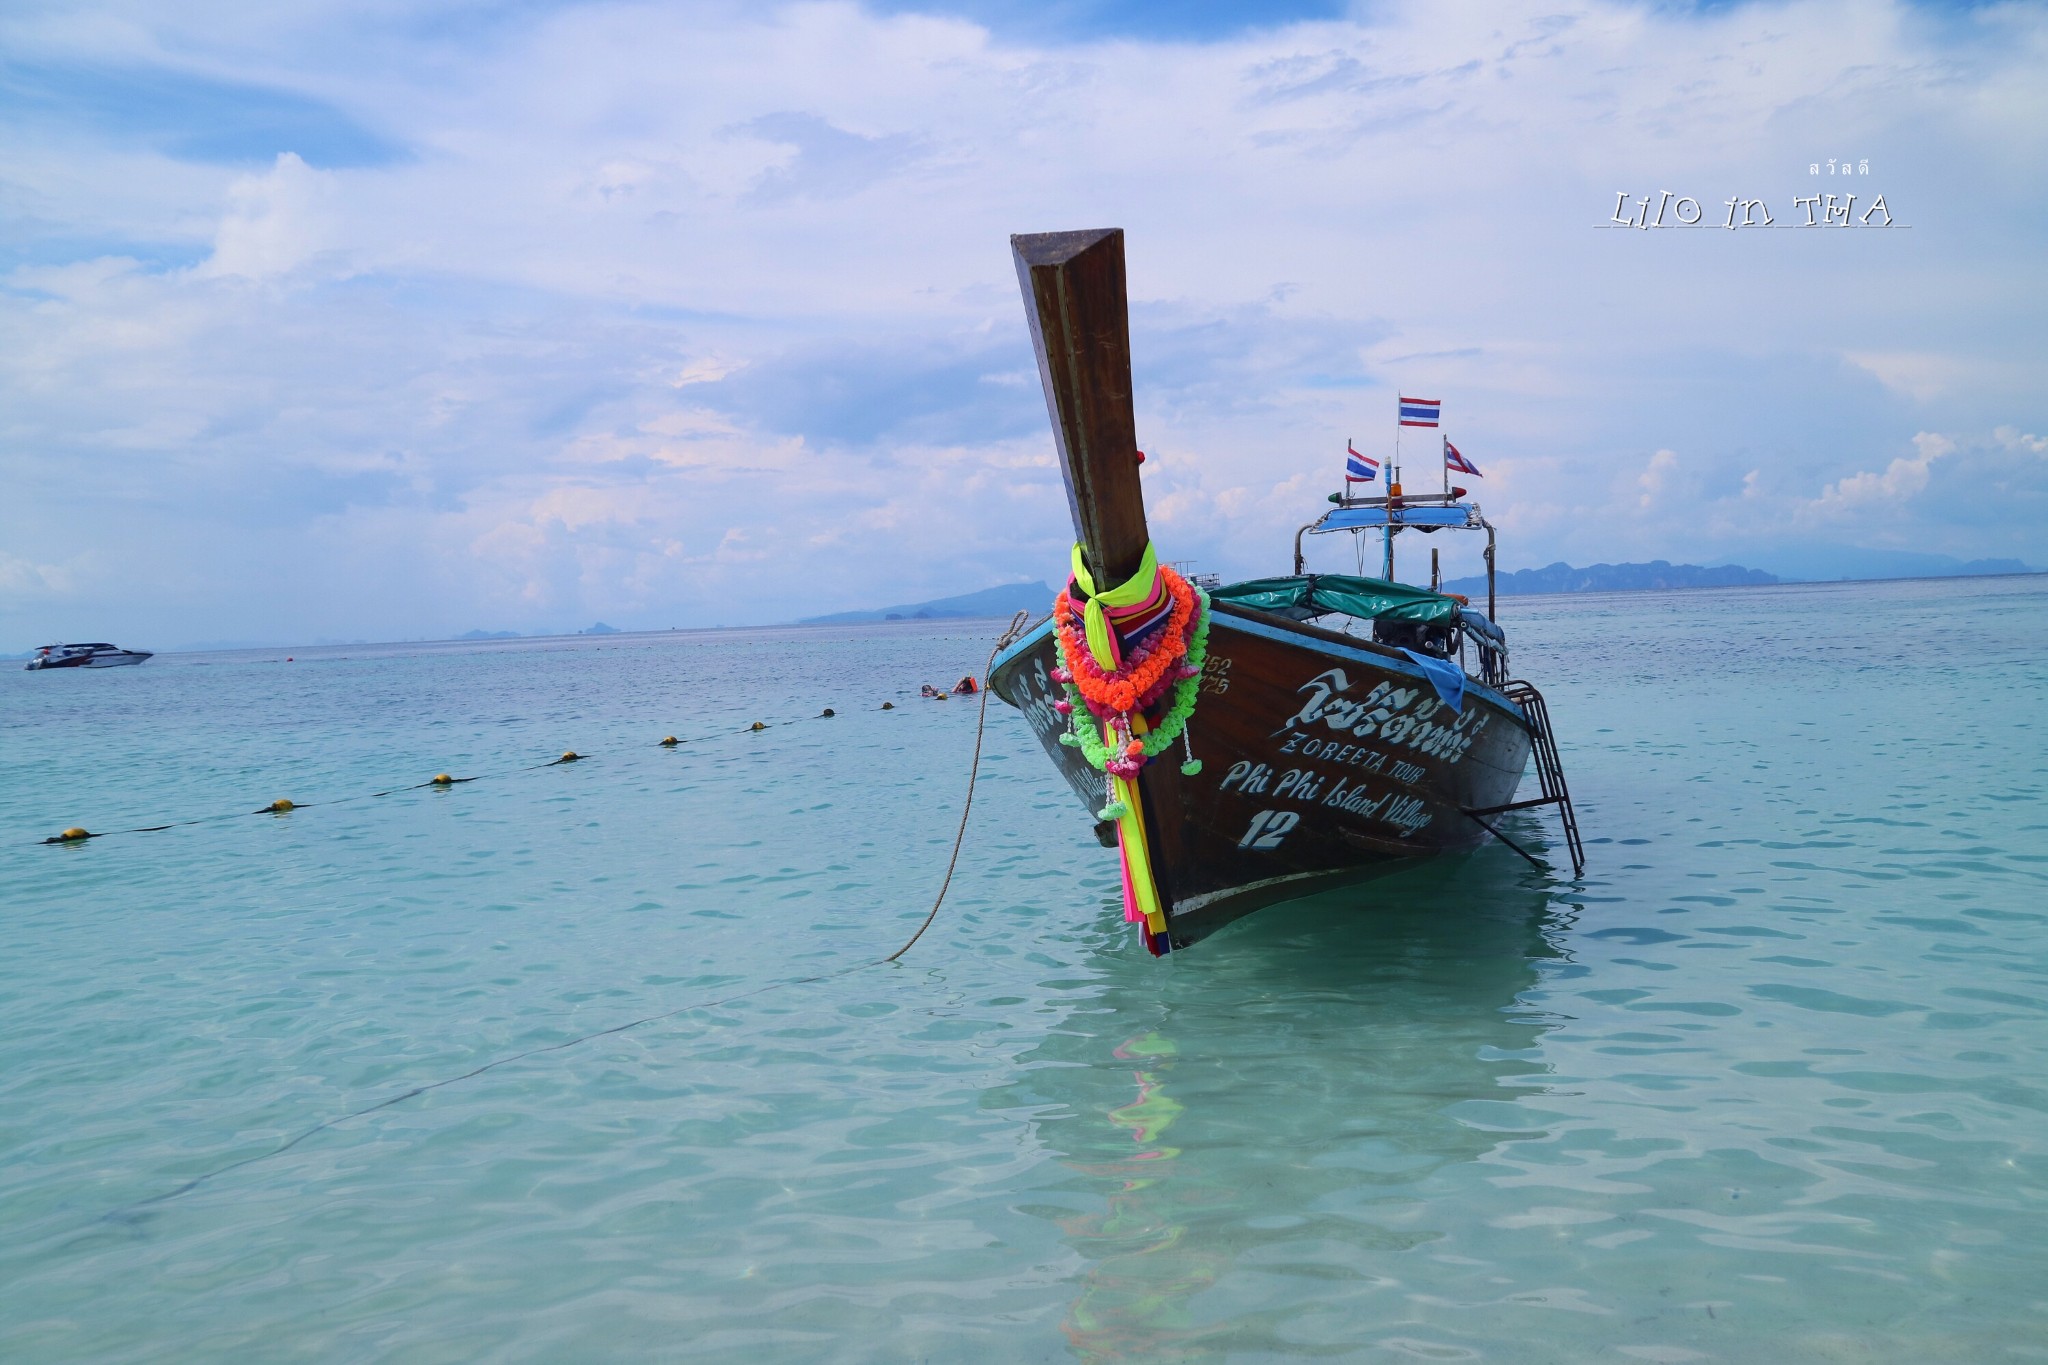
top-left (1467, 679), bottom-right (1585, 878)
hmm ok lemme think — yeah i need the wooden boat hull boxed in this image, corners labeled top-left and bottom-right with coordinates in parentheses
top-left (991, 601), bottom-right (1532, 949)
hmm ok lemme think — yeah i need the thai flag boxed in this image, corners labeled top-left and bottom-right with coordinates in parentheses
top-left (1398, 396), bottom-right (1441, 428)
top-left (1345, 441), bottom-right (1380, 483)
top-left (1444, 440), bottom-right (1482, 477)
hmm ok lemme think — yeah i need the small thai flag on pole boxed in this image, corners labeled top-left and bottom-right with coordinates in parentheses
top-left (1345, 441), bottom-right (1380, 483)
top-left (1398, 396), bottom-right (1441, 428)
top-left (1444, 440), bottom-right (1482, 477)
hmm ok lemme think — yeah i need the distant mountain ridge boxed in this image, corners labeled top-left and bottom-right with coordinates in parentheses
top-left (1441, 555), bottom-right (2037, 597)
top-left (1441, 560), bottom-right (1778, 596)
top-left (1752, 549), bottom-right (2034, 582)
top-left (799, 581), bottom-right (1054, 625)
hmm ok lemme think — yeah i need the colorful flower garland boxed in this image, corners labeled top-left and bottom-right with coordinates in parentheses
top-left (1052, 563), bottom-right (1210, 820)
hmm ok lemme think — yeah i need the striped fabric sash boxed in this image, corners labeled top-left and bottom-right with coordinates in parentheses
top-left (1067, 542), bottom-right (1172, 669)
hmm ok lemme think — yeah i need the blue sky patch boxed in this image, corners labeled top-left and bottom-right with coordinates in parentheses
top-left (702, 335), bottom-right (1042, 448)
top-left (868, 0), bottom-right (1349, 42)
top-left (0, 61), bottom-right (405, 168)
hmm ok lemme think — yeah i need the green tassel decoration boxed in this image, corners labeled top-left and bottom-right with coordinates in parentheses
top-left (1180, 759), bottom-right (1202, 776)
top-left (1098, 801), bottom-right (1128, 821)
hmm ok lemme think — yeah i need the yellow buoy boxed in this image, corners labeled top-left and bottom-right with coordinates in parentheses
top-left (267, 799), bottom-right (295, 813)
top-left (431, 773), bottom-right (454, 785)
top-left (659, 736), bottom-right (679, 747)
top-left (880, 701), bottom-right (894, 710)
top-left (57, 827), bottom-right (91, 842)
top-left (560, 751), bottom-right (580, 763)
top-left (749, 722), bottom-right (766, 732)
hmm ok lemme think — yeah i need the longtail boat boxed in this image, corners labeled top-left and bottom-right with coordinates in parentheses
top-left (989, 228), bottom-right (1583, 954)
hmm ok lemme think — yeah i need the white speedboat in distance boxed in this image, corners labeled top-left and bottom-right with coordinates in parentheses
top-left (24, 642), bottom-right (153, 670)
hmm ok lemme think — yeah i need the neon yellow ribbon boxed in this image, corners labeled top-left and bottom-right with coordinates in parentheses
top-left (1069, 541), bottom-right (1158, 670)
top-left (1070, 541), bottom-right (1171, 944)
top-left (1114, 773), bottom-right (1166, 935)
top-left (1111, 714), bottom-right (1167, 936)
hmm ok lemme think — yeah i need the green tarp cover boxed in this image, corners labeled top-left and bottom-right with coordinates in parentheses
top-left (1210, 574), bottom-right (1461, 626)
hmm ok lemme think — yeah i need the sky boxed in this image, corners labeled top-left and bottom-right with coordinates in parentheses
top-left (2, 0), bottom-right (2044, 646)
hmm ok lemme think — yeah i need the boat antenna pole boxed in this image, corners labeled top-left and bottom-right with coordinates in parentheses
top-left (1384, 391), bottom-right (1398, 580)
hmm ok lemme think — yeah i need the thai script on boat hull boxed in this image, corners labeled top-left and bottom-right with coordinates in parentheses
top-left (1278, 667), bottom-right (1489, 764)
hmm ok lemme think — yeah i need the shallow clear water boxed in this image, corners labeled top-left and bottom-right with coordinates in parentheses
top-left (3, 579), bottom-right (2045, 1362)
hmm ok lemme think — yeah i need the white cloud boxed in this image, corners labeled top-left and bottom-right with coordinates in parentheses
top-left (673, 356), bottom-right (745, 388)
top-left (0, 549), bottom-right (84, 603)
top-left (1637, 449), bottom-right (1680, 511)
top-left (1994, 425), bottom-right (2047, 455)
top-left (196, 152), bottom-right (341, 280)
top-left (1844, 351), bottom-right (1970, 403)
top-left (1812, 430), bottom-right (1954, 512)
top-left (2, 0), bottom-right (2046, 643)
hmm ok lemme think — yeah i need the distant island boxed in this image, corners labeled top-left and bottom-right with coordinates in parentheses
top-left (1759, 547), bottom-right (2035, 581)
top-left (798, 554), bottom-right (2043, 626)
top-left (454, 623), bottom-right (619, 639)
top-left (107, 557), bottom-right (2032, 660)
top-left (799, 581), bottom-right (1055, 625)
top-left (1441, 560), bottom-right (1778, 596)
top-left (1442, 555), bottom-right (2035, 597)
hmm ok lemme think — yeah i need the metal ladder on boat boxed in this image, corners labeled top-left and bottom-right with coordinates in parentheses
top-left (1467, 680), bottom-right (1586, 878)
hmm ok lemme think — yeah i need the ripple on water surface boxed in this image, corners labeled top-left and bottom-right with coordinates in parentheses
top-left (2, 583), bottom-right (2047, 1361)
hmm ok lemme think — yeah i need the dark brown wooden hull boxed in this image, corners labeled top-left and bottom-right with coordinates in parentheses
top-left (991, 601), bottom-right (1532, 949)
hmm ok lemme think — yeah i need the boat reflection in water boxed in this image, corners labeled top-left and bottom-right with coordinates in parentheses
top-left (988, 854), bottom-right (1573, 1362)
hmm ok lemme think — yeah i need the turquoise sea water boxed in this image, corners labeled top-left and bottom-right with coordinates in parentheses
top-left (3, 575), bottom-right (2045, 1363)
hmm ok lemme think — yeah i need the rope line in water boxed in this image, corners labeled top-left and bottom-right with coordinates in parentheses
top-left (108, 613), bottom-right (1033, 1221)
top-left (41, 704), bottom-right (869, 846)
top-left (884, 612), bottom-right (1025, 961)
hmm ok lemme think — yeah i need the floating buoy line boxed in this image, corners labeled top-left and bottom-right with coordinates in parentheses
top-left (94, 612), bottom-right (1034, 1222)
top-left (40, 704), bottom-right (866, 846)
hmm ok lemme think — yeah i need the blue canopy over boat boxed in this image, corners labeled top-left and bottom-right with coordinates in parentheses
top-left (1311, 504), bottom-right (1480, 532)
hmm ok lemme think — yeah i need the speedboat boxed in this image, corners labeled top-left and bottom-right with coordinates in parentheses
top-left (24, 642), bottom-right (153, 670)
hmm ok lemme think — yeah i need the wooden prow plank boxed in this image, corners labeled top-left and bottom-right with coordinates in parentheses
top-left (1011, 228), bottom-right (1149, 588)
top-left (1011, 227), bottom-right (1185, 934)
